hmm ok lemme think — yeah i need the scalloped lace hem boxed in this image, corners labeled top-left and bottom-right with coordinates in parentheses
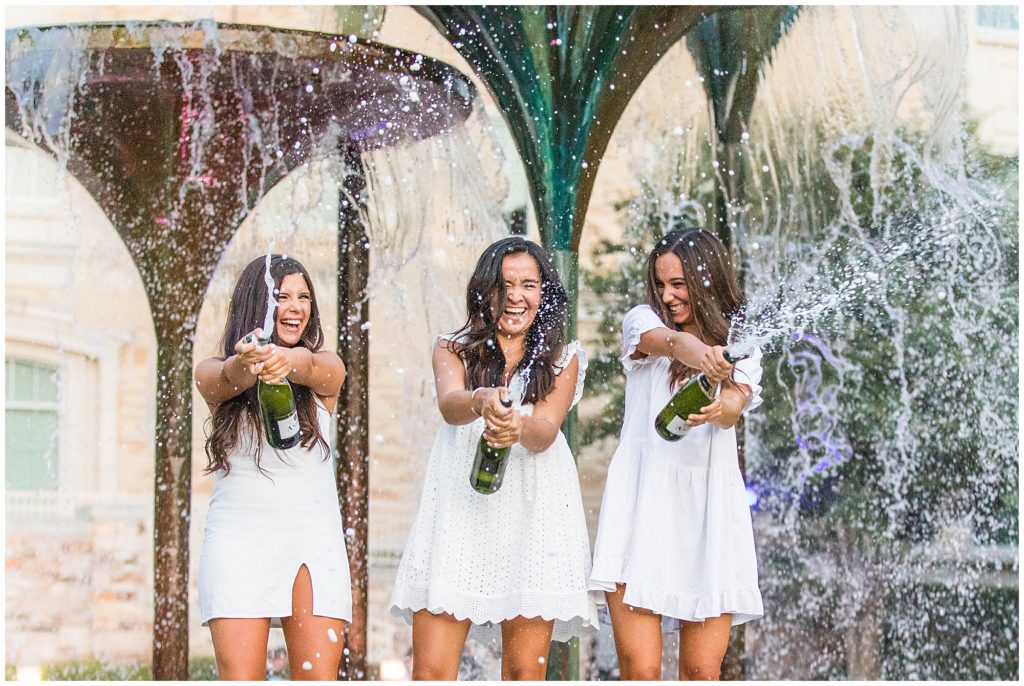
top-left (390, 584), bottom-right (599, 642)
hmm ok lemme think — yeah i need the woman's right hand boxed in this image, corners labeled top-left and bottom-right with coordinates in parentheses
top-left (481, 387), bottom-right (521, 448)
top-left (234, 328), bottom-right (272, 376)
top-left (700, 345), bottom-right (735, 385)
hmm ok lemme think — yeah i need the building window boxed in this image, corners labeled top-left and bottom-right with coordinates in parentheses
top-left (977, 6), bottom-right (1019, 30)
top-left (5, 359), bottom-right (61, 491)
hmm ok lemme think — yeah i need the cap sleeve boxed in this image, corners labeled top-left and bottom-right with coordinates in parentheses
top-left (431, 333), bottom-right (467, 399)
top-left (555, 340), bottom-right (588, 409)
top-left (620, 305), bottom-right (668, 372)
top-left (731, 346), bottom-right (764, 415)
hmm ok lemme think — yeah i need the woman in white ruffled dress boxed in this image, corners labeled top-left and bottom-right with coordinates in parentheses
top-left (589, 228), bottom-right (764, 680)
top-left (390, 237), bottom-right (598, 680)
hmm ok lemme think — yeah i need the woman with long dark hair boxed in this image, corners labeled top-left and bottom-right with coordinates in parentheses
top-left (590, 228), bottom-right (764, 680)
top-left (195, 254), bottom-right (350, 680)
top-left (390, 237), bottom-right (598, 680)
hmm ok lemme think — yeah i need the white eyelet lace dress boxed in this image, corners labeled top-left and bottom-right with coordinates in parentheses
top-left (199, 399), bottom-right (352, 626)
top-left (389, 338), bottom-right (599, 643)
top-left (589, 305), bottom-right (765, 629)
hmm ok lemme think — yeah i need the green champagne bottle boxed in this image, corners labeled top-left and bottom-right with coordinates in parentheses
top-left (469, 391), bottom-right (514, 494)
top-left (654, 350), bottom-right (747, 442)
top-left (250, 334), bottom-right (302, 450)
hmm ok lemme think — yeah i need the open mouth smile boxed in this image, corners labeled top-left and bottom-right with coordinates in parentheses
top-left (280, 318), bottom-right (302, 333)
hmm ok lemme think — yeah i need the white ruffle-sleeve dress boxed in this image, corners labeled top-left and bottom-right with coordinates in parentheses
top-left (199, 399), bottom-right (352, 626)
top-left (589, 305), bottom-right (765, 629)
top-left (389, 338), bottom-right (599, 642)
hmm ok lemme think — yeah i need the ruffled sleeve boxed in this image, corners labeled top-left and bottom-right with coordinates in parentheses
top-left (555, 340), bottom-right (588, 409)
top-left (730, 345), bottom-right (764, 415)
top-left (620, 305), bottom-right (668, 373)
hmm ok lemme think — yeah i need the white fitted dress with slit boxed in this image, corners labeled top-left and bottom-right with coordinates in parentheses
top-left (389, 338), bottom-right (599, 643)
top-left (199, 399), bottom-right (352, 626)
top-left (589, 305), bottom-right (765, 628)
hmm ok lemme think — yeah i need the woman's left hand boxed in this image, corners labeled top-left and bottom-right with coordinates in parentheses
top-left (257, 344), bottom-right (293, 384)
top-left (687, 398), bottom-right (724, 428)
top-left (484, 409), bottom-right (523, 449)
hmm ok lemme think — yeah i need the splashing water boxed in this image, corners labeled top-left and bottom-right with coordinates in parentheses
top-left (588, 5), bottom-right (1017, 680)
top-left (262, 243), bottom-right (276, 336)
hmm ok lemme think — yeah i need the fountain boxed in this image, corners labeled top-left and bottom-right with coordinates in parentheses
top-left (5, 3), bottom-right (1017, 681)
top-left (6, 18), bottom-right (476, 679)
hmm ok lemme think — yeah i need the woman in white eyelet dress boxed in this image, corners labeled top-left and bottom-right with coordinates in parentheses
top-left (389, 237), bottom-right (598, 681)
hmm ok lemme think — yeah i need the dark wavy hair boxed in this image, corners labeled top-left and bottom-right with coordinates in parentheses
top-left (204, 254), bottom-right (331, 475)
top-left (644, 228), bottom-right (745, 389)
top-left (448, 237), bottom-right (568, 404)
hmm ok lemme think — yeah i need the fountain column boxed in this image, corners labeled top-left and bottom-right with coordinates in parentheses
top-left (336, 144), bottom-right (370, 680)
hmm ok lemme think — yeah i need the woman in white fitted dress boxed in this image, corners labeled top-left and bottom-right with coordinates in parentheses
top-left (389, 237), bottom-right (598, 680)
top-left (195, 255), bottom-right (350, 680)
top-left (589, 228), bottom-right (764, 680)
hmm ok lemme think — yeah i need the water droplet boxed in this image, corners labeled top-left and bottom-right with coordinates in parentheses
top-left (302, 661), bottom-right (313, 671)
top-left (327, 628), bottom-right (339, 643)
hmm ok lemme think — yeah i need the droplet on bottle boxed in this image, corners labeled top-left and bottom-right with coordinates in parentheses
top-left (302, 661), bottom-right (313, 671)
top-left (327, 628), bottom-right (339, 643)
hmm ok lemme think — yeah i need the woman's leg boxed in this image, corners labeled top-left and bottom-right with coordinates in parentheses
top-left (280, 564), bottom-right (347, 680)
top-left (500, 616), bottom-right (554, 680)
top-left (209, 617), bottom-right (271, 680)
top-left (677, 614), bottom-right (733, 680)
top-left (606, 583), bottom-right (664, 680)
top-left (410, 609), bottom-right (471, 680)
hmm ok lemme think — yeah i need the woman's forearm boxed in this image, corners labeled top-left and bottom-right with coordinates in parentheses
top-left (283, 347), bottom-right (345, 397)
top-left (439, 388), bottom-right (489, 426)
top-left (637, 328), bottom-right (709, 368)
top-left (519, 415), bottom-right (559, 453)
top-left (714, 384), bottom-right (750, 429)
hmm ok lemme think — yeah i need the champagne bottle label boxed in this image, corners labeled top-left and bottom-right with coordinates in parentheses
top-left (664, 415), bottom-right (689, 437)
top-left (277, 413), bottom-right (300, 440)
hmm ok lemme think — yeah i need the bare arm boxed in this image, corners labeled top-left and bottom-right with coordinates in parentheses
top-left (636, 327), bottom-right (736, 385)
top-left (194, 331), bottom-right (275, 409)
top-left (194, 330), bottom-right (346, 412)
top-left (433, 339), bottom-right (488, 426)
top-left (636, 326), bottom-right (707, 367)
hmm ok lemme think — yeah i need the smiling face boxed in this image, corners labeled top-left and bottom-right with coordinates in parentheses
top-left (496, 252), bottom-right (542, 338)
top-left (273, 272), bottom-right (312, 346)
top-left (654, 252), bottom-right (695, 332)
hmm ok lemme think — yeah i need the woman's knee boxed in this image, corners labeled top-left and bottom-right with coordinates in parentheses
top-left (619, 657), bottom-right (662, 681)
top-left (215, 657), bottom-right (266, 681)
top-left (679, 662), bottom-right (721, 681)
top-left (503, 660), bottom-right (547, 681)
top-left (411, 659), bottom-right (459, 681)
